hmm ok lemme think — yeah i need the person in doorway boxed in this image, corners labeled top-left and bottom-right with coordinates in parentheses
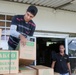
top-left (51, 44), bottom-right (71, 75)
top-left (8, 5), bottom-right (38, 50)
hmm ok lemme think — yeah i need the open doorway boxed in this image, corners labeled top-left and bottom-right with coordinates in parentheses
top-left (36, 37), bottom-right (65, 67)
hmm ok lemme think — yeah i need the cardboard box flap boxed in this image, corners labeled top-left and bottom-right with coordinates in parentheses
top-left (19, 66), bottom-right (37, 75)
top-left (19, 66), bottom-right (34, 70)
top-left (30, 65), bottom-right (51, 69)
top-left (19, 59), bottom-right (34, 66)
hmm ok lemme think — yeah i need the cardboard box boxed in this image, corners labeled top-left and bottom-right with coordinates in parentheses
top-left (16, 37), bottom-right (36, 65)
top-left (2, 65), bottom-right (54, 75)
top-left (0, 50), bottom-right (19, 74)
top-left (2, 73), bottom-right (22, 75)
top-left (30, 65), bottom-right (54, 75)
top-left (20, 40), bottom-right (36, 59)
top-left (3, 66), bottom-right (37, 75)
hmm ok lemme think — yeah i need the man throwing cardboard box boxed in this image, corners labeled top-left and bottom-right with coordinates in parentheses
top-left (8, 5), bottom-right (38, 50)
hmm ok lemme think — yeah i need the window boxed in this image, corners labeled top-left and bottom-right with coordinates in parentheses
top-left (0, 14), bottom-right (14, 40)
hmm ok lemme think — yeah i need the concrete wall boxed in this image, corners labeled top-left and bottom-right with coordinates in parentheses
top-left (0, 1), bottom-right (76, 33)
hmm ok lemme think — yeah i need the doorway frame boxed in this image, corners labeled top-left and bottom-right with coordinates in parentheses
top-left (33, 32), bottom-right (69, 65)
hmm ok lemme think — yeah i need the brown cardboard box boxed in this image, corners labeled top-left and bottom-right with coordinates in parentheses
top-left (0, 50), bottom-right (19, 74)
top-left (2, 73), bottom-right (22, 75)
top-left (3, 66), bottom-right (37, 75)
top-left (30, 65), bottom-right (54, 75)
top-left (18, 37), bottom-right (36, 65)
top-left (2, 65), bottom-right (54, 75)
top-left (5, 74), bottom-right (20, 75)
top-left (10, 50), bottom-right (19, 74)
top-left (54, 72), bottom-right (60, 75)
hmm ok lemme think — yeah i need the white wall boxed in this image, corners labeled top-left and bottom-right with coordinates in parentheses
top-left (0, 1), bottom-right (76, 33)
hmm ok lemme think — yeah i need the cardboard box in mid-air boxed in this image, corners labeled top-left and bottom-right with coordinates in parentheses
top-left (16, 37), bottom-right (36, 66)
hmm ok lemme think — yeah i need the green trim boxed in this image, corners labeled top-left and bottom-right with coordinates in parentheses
top-left (0, 52), bottom-right (17, 60)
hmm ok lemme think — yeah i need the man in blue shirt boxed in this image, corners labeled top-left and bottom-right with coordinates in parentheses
top-left (51, 44), bottom-right (71, 75)
top-left (8, 5), bottom-right (38, 50)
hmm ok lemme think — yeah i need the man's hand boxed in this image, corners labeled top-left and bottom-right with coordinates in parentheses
top-left (19, 34), bottom-right (27, 46)
top-left (67, 63), bottom-right (72, 75)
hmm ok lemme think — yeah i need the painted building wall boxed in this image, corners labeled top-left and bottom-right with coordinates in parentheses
top-left (0, 1), bottom-right (76, 33)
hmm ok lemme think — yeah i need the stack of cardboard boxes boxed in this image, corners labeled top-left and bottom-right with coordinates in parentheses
top-left (0, 29), bottom-right (56, 75)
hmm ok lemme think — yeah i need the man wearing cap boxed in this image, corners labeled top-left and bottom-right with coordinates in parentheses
top-left (8, 5), bottom-right (38, 50)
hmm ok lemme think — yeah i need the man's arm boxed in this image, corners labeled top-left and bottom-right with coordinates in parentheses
top-left (67, 55), bottom-right (71, 75)
top-left (51, 52), bottom-right (57, 69)
top-left (10, 25), bottom-right (27, 46)
top-left (10, 15), bottom-right (21, 38)
top-left (51, 61), bottom-right (56, 69)
top-left (67, 62), bottom-right (71, 75)
top-left (10, 25), bottom-right (20, 38)
top-left (10, 16), bottom-right (27, 46)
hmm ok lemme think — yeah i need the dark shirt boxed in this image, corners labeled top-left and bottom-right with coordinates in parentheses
top-left (8, 15), bottom-right (36, 49)
top-left (53, 53), bottom-right (70, 74)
